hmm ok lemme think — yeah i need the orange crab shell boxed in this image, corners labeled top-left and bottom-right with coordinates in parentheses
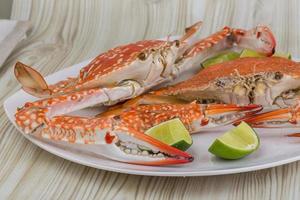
top-left (79, 40), bottom-right (167, 82)
top-left (155, 57), bottom-right (300, 96)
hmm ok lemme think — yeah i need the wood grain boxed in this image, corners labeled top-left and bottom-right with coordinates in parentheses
top-left (1, 0), bottom-right (300, 199)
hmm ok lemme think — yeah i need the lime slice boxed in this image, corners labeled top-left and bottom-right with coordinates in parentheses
top-left (272, 52), bottom-right (292, 59)
top-left (208, 122), bottom-right (260, 159)
top-left (202, 51), bottom-right (240, 68)
top-left (145, 118), bottom-right (192, 151)
top-left (240, 49), bottom-right (265, 58)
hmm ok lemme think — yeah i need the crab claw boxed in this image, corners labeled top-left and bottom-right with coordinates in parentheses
top-left (198, 104), bottom-right (263, 129)
top-left (239, 107), bottom-right (298, 128)
top-left (235, 25), bottom-right (276, 56)
top-left (16, 106), bottom-right (193, 166)
top-left (180, 21), bottom-right (203, 44)
top-left (240, 100), bottom-right (300, 128)
top-left (287, 133), bottom-right (300, 137)
top-left (102, 126), bottom-right (193, 165)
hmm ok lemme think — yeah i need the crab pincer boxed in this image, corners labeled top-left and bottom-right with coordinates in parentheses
top-left (15, 100), bottom-right (261, 165)
top-left (241, 100), bottom-right (300, 129)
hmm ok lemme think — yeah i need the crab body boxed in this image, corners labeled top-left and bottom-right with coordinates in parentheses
top-left (61, 40), bottom-right (181, 92)
top-left (152, 57), bottom-right (300, 108)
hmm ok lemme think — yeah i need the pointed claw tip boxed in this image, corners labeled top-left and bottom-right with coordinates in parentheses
top-left (186, 21), bottom-right (202, 32)
top-left (168, 154), bottom-right (194, 164)
top-left (180, 21), bottom-right (203, 43)
top-left (272, 47), bottom-right (276, 55)
top-left (233, 120), bottom-right (242, 126)
top-left (135, 155), bottom-right (193, 166)
top-left (188, 156), bottom-right (194, 162)
top-left (14, 62), bottom-right (25, 77)
top-left (192, 21), bottom-right (203, 29)
top-left (287, 133), bottom-right (300, 137)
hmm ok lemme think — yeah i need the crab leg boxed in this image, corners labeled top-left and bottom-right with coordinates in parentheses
top-left (15, 105), bottom-right (193, 165)
top-left (240, 106), bottom-right (300, 138)
top-left (171, 25), bottom-right (276, 82)
top-left (241, 102), bottom-right (300, 128)
top-left (16, 84), bottom-right (143, 132)
top-left (18, 86), bottom-right (135, 122)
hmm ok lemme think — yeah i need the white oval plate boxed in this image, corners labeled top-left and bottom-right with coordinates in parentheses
top-left (4, 58), bottom-right (300, 177)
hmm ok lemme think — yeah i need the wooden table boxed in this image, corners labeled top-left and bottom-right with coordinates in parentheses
top-left (1, 0), bottom-right (300, 199)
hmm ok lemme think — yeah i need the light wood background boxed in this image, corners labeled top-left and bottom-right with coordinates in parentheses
top-left (1, 0), bottom-right (300, 199)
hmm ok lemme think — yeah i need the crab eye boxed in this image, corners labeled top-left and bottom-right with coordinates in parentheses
top-left (215, 79), bottom-right (226, 87)
top-left (174, 40), bottom-right (180, 47)
top-left (256, 31), bottom-right (261, 38)
top-left (274, 71), bottom-right (283, 80)
top-left (138, 52), bottom-right (147, 61)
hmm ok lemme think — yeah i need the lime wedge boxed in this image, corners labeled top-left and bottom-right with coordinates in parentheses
top-left (208, 122), bottom-right (259, 159)
top-left (202, 51), bottom-right (240, 68)
top-left (272, 52), bottom-right (292, 59)
top-left (145, 118), bottom-right (192, 151)
top-left (240, 49), bottom-right (265, 58)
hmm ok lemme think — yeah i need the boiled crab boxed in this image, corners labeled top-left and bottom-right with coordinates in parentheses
top-left (129, 56), bottom-right (300, 140)
top-left (14, 22), bottom-right (275, 106)
top-left (13, 22), bottom-right (275, 165)
top-left (121, 57), bottom-right (300, 110)
top-left (15, 98), bottom-right (261, 165)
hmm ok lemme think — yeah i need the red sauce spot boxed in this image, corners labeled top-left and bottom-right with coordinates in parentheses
top-left (201, 118), bottom-right (209, 126)
top-left (105, 132), bottom-right (115, 144)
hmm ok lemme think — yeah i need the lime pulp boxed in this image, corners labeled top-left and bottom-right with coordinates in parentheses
top-left (145, 118), bottom-right (193, 151)
top-left (208, 122), bottom-right (260, 160)
top-left (202, 51), bottom-right (240, 68)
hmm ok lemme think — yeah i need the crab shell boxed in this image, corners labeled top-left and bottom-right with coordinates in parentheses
top-left (154, 57), bottom-right (300, 107)
top-left (15, 21), bottom-right (203, 98)
top-left (77, 40), bottom-right (182, 89)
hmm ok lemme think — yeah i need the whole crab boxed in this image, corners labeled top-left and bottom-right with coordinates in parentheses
top-left (118, 56), bottom-right (300, 138)
top-left (121, 57), bottom-right (299, 109)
